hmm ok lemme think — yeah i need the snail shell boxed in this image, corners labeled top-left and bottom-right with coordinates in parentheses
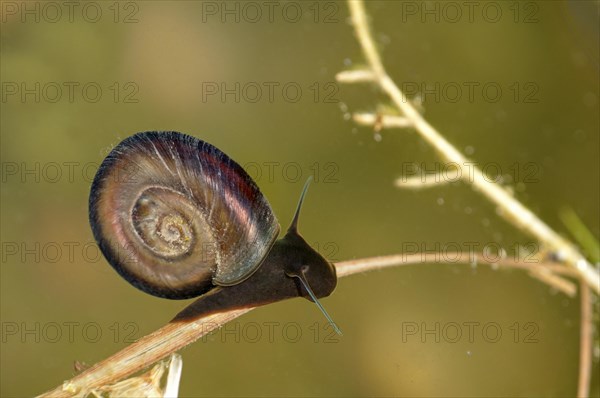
top-left (89, 131), bottom-right (280, 299)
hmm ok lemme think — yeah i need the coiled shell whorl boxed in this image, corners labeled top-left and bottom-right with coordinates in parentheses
top-left (89, 131), bottom-right (280, 299)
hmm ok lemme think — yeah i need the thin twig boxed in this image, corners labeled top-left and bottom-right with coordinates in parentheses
top-left (351, 113), bottom-right (412, 129)
top-left (394, 173), bottom-right (453, 189)
top-left (528, 268), bottom-right (578, 297)
top-left (335, 69), bottom-right (375, 83)
top-left (39, 253), bottom-right (574, 398)
top-left (577, 282), bottom-right (593, 398)
top-left (339, 0), bottom-right (599, 293)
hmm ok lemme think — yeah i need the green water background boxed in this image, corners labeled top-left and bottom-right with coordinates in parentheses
top-left (1, 1), bottom-right (598, 396)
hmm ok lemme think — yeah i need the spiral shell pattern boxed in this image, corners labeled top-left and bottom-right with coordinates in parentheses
top-left (89, 131), bottom-right (280, 299)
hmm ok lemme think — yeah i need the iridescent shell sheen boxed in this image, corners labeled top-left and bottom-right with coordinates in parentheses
top-left (89, 131), bottom-right (280, 299)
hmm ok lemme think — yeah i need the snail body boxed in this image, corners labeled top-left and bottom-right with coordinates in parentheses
top-left (174, 230), bottom-right (335, 321)
top-left (89, 131), bottom-right (337, 324)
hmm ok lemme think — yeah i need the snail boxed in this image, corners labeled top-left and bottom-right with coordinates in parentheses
top-left (89, 131), bottom-right (340, 333)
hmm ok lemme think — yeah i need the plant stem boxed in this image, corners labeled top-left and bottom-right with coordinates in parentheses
top-left (342, 0), bottom-right (599, 293)
top-left (577, 282), bottom-right (593, 398)
top-left (39, 253), bottom-right (575, 398)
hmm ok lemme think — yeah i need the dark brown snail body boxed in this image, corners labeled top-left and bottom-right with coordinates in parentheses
top-left (89, 131), bottom-right (338, 325)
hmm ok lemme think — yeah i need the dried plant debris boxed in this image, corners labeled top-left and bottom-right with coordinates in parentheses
top-left (77, 354), bottom-right (182, 398)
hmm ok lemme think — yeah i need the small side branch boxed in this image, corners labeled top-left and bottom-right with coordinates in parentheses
top-left (335, 69), bottom-right (375, 83)
top-left (394, 173), bottom-right (453, 189)
top-left (352, 113), bottom-right (412, 129)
